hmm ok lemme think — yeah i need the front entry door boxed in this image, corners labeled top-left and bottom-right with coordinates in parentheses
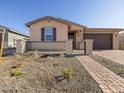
top-left (68, 33), bottom-right (76, 49)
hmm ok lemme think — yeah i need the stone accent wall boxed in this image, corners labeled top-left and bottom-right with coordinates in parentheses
top-left (26, 41), bottom-right (66, 51)
top-left (16, 40), bottom-right (73, 54)
top-left (80, 41), bottom-right (85, 50)
top-left (25, 40), bottom-right (73, 54)
top-left (66, 39), bottom-right (73, 54)
top-left (84, 39), bottom-right (94, 55)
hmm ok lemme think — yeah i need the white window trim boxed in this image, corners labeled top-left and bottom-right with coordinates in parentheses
top-left (44, 27), bottom-right (53, 41)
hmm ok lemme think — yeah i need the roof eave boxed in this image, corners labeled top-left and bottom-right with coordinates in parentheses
top-left (25, 16), bottom-right (88, 29)
top-left (87, 28), bottom-right (124, 31)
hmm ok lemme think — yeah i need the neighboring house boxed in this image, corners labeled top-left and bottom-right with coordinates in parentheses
top-left (25, 16), bottom-right (123, 51)
top-left (0, 25), bottom-right (29, 55)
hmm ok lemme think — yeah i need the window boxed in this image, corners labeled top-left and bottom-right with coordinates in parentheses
top-left (44, 27), bottom-right (53, 41)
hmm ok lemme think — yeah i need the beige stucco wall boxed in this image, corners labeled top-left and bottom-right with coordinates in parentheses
top-left (8, 32), bottom-right (28, 47)
top-left (113, 32), bottom-right (119, 49)
top-left (29, 20), bottom-right (68, 41)
top-left (84, 29), bottom-right (120, 50)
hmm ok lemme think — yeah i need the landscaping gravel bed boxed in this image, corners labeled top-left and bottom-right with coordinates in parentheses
top-left (0, 53), bottom-right (103, 93)
top-left (90, 54), bottom-right (124, 78)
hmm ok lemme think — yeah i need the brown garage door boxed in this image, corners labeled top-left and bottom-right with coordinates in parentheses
top-left (84, 34), bottom-right (112, 49)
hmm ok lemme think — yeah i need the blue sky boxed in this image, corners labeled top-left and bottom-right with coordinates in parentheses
top-left (0, 0), bottom-right (124, 35)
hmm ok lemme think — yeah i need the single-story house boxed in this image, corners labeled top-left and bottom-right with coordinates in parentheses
top-left (0, 25), bottom-right (29, 55)
top-left (25, 16), bottom-right (123, 51)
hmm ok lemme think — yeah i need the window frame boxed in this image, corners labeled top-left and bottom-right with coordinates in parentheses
top-left (44, 26), bottom-right (53, 42)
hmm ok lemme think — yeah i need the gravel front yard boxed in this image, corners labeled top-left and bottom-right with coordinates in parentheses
top-left (0, 53), bottom-right (103, 93)
top-left (90, 54), bottom-right (124, 78)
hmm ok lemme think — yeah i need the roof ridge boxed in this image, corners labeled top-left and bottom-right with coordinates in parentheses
top-left (26, 16), bottom-right (87, 28)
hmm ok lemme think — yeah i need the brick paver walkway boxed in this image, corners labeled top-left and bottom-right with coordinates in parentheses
top-left (94, 50), bottom-right (124, 65)
top-left (77, 56), bottom-right (124, 93)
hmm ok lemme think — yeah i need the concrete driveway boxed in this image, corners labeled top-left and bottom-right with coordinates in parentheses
top-left (94, 50), bottom-right (124, 65)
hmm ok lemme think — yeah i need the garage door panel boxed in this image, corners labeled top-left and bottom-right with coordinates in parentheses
top-left (84, 34), bottom-right (112, 49)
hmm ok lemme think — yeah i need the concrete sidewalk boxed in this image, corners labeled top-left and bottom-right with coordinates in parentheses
top-left (77, 55), bottom-right (124, 93)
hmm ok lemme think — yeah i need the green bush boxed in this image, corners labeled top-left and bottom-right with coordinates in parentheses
top-left (11, 68), bottom-right (22, 76)
top-left (112, 67), bottom-right (124, 74)
top-left (63, 67), bottom-right (74, 80)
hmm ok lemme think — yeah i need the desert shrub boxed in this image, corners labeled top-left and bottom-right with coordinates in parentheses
top-left (11, 63), bottom-right (23, 69)
top-left (63, 67), bottom-right (74, 80)
top-left (11, 68), bottom-right (22, 76)
top-left (112, 67), bottom-right (124, 74)
top-left (53, 63), bottom-right (59, 66)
